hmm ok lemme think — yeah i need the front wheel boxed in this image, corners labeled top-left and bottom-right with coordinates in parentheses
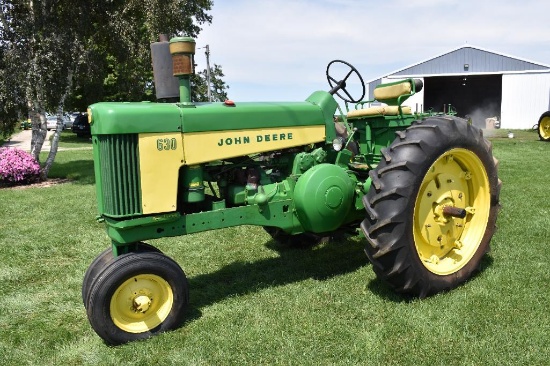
top-left (81, 242), bottom-right (162, 307)
top-left (361, 117), bottom-right (501, 297)
top-left (85, 251), bottom-right (189, 345)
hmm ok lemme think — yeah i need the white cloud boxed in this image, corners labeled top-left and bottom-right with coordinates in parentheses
top-left (194, 0), bottom-right (550, 101)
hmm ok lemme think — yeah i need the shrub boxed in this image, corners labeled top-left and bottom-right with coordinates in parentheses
top-left (0, 147), bottom-right (41, 186)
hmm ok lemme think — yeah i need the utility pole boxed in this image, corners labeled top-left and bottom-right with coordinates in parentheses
top-left (205, 44), bottom-right (212, 102)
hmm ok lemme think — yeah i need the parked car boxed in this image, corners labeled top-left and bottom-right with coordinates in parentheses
top-left (71, 113), bottom-right (90, 137)
top-left (46, 115), bottom-right (71, 130)
top-left (69, 112), bottom-right (80, 125)
top-left (46, 116), bottom-right (59, 130)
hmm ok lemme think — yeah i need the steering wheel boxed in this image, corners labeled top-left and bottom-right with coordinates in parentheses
top-left (326, 60), bottom-right (366, 103)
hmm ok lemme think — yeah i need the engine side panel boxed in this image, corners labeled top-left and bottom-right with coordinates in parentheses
top-left (182, 125), bottom-right (325, 165)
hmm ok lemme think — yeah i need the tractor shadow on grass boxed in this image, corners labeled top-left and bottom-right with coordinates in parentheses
top-left (183, 236), bottom-right (398, 323)
top-left (366, 252), bottom-right (495, 302)
top-left (184, 239), bottom-right (496, 323)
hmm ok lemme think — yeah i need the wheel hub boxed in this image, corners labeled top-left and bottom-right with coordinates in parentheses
top-left (413, 149), bottom-right (490, 275)
top-left (540, 117), bottom-right (550, 140)
top-left (110, 274), bottom-right (174, 333)
top-left (133, 295), bottom-right (152, 313)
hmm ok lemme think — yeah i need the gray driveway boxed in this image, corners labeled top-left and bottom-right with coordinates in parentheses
top-left (2, 130), bottom-right (91, 152)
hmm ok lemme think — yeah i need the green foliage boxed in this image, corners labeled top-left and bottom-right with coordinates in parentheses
top-left (0, 131), bottom-right (549, 364)
top-left (0, 0), bottom-right (228, 140)
top-left (192, 64), bottom-right (230, 102)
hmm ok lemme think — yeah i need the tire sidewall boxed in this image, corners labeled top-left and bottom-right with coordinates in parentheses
top-left (364, 117), bottom-right (499, 296)
top-left (406, 120), bottom-right (497, 290)
top-left (86, 252), bottom-right (188, 345)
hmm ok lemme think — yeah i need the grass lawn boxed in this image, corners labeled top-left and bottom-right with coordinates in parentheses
top-left (0, 129), bottom-right (548, 365)
top-left (52, 131), bottom-right (93, 149)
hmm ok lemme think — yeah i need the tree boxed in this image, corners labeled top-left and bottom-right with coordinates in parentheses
top-left (0, 0), bottom-right (227, 179)
top-left (192, 64), bottom-right (230, 102)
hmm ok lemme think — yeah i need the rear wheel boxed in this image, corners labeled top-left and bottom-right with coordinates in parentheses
top-left (537, 111), bottom-right (550, 141)
top-left (86, 251), bottom-right (189, 345)
top-left (361, 117), bottom-right (501, 297)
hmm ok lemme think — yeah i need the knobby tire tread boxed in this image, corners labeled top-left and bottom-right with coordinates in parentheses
top-left (361, 117), bottom-right (500, 297)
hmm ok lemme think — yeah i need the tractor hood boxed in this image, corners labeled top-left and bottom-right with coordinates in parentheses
top-left (88, 91), bottom-right (338, 135)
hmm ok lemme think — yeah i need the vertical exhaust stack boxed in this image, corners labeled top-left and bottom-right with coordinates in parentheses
top-left (150, 35), bottom-right (180, 100)
top-left (169, 37), bottom-right (196, 105)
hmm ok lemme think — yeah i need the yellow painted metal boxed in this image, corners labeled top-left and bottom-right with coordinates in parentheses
top-left (540, 116), bottom-right (550, 140)
top-left (182, 125), bottom-right (325, 165)
top-left (413, 148), bottom-right (490, 275)
top-left (138, 132), bottom-right (184, 214)
top-left (110, 274), bottom-right (174, 333)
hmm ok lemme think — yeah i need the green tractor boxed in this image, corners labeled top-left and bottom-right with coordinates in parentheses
top-left (83, 37), bottom-right (501, 345)
top-left (537, 111), bottom-right (550, 141)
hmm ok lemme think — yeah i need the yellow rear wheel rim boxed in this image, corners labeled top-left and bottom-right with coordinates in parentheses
top-left (110, 274), bottom-right (173, 333)
top-left (413, 148), bottom-right (490, 275)
top-left (540, 117), bottom-right (550, 140)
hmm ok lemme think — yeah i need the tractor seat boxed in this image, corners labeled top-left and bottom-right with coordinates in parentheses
top-left (347, 105), bottom-right (412, 118)
top-left (347, 79), bottom-right (421, 118)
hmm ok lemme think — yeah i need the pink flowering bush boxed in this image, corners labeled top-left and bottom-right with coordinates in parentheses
top-left (0, 147), bottom-right (41, 186)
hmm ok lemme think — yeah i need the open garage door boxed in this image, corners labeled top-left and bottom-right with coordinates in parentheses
top-left (424, 75), bottom-right (502, 128)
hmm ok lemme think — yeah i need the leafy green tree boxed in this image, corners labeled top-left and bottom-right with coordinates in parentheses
top-left (192, 64), bottom-right (230, 102)
top-left (0, 0), bottom-right (228, 178)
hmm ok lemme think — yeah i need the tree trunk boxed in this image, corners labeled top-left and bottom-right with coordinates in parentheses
top-left (30, 108), bottom-right (47, 162)
top-left (40, 68), bottom-right (74, 179)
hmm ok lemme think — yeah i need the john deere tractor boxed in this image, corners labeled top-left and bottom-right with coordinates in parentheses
top-left (83, 37), bottom-right (501, 345)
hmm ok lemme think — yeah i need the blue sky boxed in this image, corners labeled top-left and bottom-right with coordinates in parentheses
top-left (194, 0), bottom-right (550, 102)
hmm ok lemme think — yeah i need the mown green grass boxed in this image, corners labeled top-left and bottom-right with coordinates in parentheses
top-left (0, 129), bottom-right (548, 365)
top-left (52, 130), bottom-right (93, 149)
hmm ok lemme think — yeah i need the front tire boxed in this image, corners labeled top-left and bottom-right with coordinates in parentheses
top-left (537, 111), bottom-right (550, 141)
top-left (361, 117), bottom-right (501, 297)
top-left (86, 251), bottom-right (189, 345)
top-left (81, 243), bottom-right (161, 307)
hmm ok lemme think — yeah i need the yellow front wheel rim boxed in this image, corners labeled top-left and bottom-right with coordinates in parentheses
top-left (413, 148), bottom-right (490, 275)
top-left (539, 117), bottom-right (550, 140)
top-left (110, 274), bottom-right (173, 333)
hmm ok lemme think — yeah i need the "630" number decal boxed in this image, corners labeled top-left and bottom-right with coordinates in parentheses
top-left (156, 138), bottom-right (177, 151)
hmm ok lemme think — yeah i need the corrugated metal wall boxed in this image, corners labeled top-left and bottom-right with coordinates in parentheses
top-left (365, 46), bottom-right (550, 129)
top-left (501, 72), bottom-right (550, 129)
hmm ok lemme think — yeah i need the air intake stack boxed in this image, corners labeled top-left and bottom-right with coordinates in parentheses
top-left (169, 37), bottom-right (196, 105)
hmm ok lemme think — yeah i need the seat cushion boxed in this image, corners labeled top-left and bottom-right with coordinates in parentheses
top-left (347, 105), bottom-right (412, 118)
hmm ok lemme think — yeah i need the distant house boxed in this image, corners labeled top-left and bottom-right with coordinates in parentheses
top-left (367, 45), bottom-right (550, 129)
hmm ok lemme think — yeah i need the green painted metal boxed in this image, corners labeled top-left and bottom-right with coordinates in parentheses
top-left (89, 102), bottom-right (182, 135)
top-left (294, 164), bottom-right (355, 233)
top-left (89, 90), bottom-right (337, 140)
top-left (93, 134), bottom-right (142, 218)
top-left (178, 77), bottom-right (192, 105)
top-left (89, 72), bottom-right (443, 256)
top-left (105, 198), bottom-right (301, 245)
top-left (352, 115), bottom-right (417, 166)
top-left (181, 165), bottom-right (205, 203)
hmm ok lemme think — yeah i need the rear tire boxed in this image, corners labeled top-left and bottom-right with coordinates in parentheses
top-left (86, 251), bottom-right (189, 345)
top-left (361, 117), bottom-right (501, 297)
top-left (537, 111), bottom-right (550, 141)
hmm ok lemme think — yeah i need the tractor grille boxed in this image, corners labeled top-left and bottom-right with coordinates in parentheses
top-left (97, 134), bottom-right (142, 217)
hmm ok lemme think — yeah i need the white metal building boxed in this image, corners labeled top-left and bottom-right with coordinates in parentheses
top-left (367, 45), bottom-right (550, 129)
